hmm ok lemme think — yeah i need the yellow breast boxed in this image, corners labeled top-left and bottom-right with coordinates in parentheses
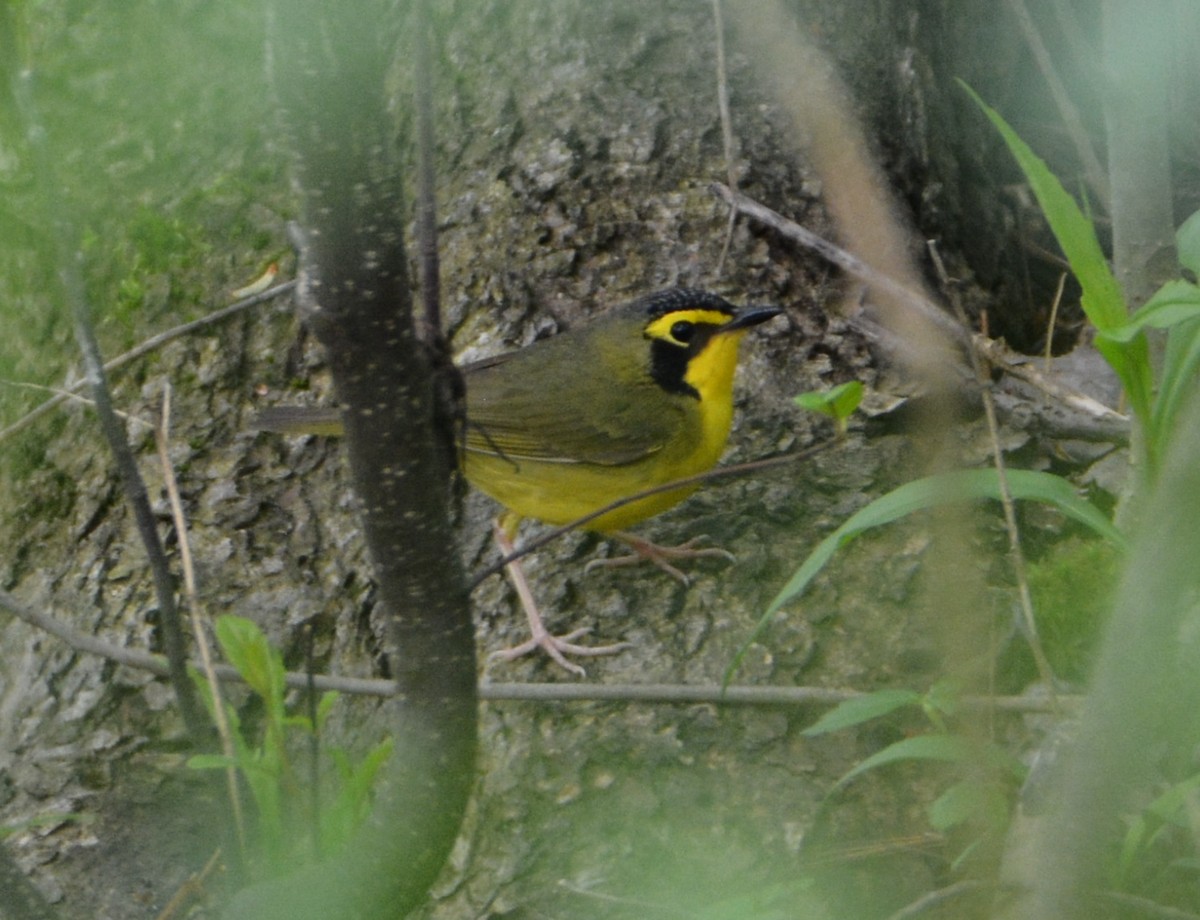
top-left (463, 316), bottom-right (756, 533)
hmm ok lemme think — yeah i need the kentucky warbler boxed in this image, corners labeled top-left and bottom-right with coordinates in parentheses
top-left (257, 287), bottom-right (781, 674)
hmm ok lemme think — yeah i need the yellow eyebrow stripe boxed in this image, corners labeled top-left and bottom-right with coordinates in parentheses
top-left (642, 309), bottom-right (733, 339)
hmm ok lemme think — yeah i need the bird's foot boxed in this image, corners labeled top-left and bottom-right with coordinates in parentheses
top-left (489, 627), bottom-right (633, 678)
top-left (492, 517), bottom-right (632, 677)
top-left (584, 532), bottom-right (736, 585)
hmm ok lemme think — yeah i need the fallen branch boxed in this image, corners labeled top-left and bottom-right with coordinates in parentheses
top-left (710, 181), bottom-right (968, 346)
top-left (709, 182), bottom-right (1129, 435)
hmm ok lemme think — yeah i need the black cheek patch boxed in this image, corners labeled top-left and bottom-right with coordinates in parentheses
top-left (649, 338), bottom-right (700, 399)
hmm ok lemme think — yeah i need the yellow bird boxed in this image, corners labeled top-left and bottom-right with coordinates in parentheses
top-left (258, 287), bottom-right (780, 674)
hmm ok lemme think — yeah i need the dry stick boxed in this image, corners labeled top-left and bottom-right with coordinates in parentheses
top-left (414, 0), bottom-right (440, 336)
top-left (2, 380), bottom-right (153, 429)
top-left (1043, 271), bottom-right (1068, 375)
top-left (411, 0), bottom-right (466, 506)
top-left (1048, 0), bottom-right (1098, 73)
top-left (712, 182), bottom-right (974, 346)
top-left (67, 249), bottom-right (206, 741)
top-left (0, 583), bottom-right (1082, 713)
top-left (0, 280), bottom-right (295, 444)
top-left (1005, 0), bottom-right (1110, 207)
top-left (484, 683), bottom-right (1078, 711)
top-left (154, 848), bottom-right (223, 920)
top-left (710, 182), bottom-right (1127, 426)
top-left (973, 335), bottom-right (1126, 430)
top-left (711, 0), bottom-right (738, 278)
top-left (555, 880), bottom-right (688, 916)
top-left (154, 384), bottom-right (247, 857)
top-left (883, 880), bottom-right (990, 920)
top-left (303, 624), bottom-right (322, 860)
top-left (11, 58), bottom-right (204, 739)
top-left (928, 243), bottom-right (1059, 703)
top-left (0, 584), bottom-right (377, 696)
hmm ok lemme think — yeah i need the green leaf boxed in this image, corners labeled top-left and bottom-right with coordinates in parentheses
top-left (768, 469), bottom-right (1123, 616)
top-left (960, 83), bottom-right (1124, 330)
top-left (923, 679), bottom-right (962, 720)
top-left (1178, 208), bottom-right (1200, 276)
top-left (803, 689), bottom-right (922, 737)
top-left (215, 615), bottom-right (285, 714)
top-left (836, 735), bottom-right (1023, 791)
top-left (836, 735), bottom-right (975, 788)
top-left (929, 779), bottom-right (1009, 833)
top-left (949, 837), bottom-right (987, 874)
top-left (1103, 280), bottom-right (1200, 342)
top-left (322, 737), bottom-right (395, 850)
top-left (1152, 314), bottom-right (1200, 462)
top-left (727, 468), bottom-right (1123, 686)
top-left (1117, 771), bottom-right (1200, 883)
top-left (929, 780), bottom-right (983, 832)
top-left (282, 713), bottom-right (316, 733)
top-left (186, 678), bottom-right (244, 740)
top-left (794, 381), bottom-right (864, 421)
top-left (1142, 770), bottom-right (1200, 826)
top-left (316, 690), bottom-right (340, 732)
top-left (187, 753), bottom-right (238, 771)
top-left (959, 81), bottom-right (1154, 430)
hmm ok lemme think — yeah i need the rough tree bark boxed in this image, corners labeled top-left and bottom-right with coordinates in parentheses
top-left (4, 2), bottom-right (1200, 918)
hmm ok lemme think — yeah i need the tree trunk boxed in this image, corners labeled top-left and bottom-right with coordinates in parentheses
top-left (222, 5), bottom-right (476, 917)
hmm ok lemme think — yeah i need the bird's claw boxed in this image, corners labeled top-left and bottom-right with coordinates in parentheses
top-left (586, 533), bottom-right (736, 585)
top-left (489, 626), bottom-right (633, 677)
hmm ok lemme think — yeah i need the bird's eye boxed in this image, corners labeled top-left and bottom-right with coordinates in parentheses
top-left (670, 320), bottom-right (695, 343)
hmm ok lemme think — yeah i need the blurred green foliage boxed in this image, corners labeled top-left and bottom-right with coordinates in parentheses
top-left (0, 1), bottom-right (288, 461)
top-left (189, 615), bottom-right (394, 880)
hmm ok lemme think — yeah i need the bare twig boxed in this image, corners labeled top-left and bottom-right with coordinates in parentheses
top-left (1004, 0), bottom-right (1110, 207)
top-left (0, 280), bottom-right (295, 444)
top-left (711, 0), bottom-right (738, 278)
top-left (711, 182), bottom-right (971, 347)
top-left (971, 335), bottom-right (1124, 424)
top-left (414, 0), bottom-right (441, 338)
top-left (711, 182), bottom-right (1128, 429)
top-left (929, 244), bottom-right (1058, 702)
top-left (556, 879), bottom-right (689, 917)
top-left (0, 584), bottom-right (1081, 712)
top-left (1043, 271), bottom-right (1068, 374)
top-left (154, 384), bottom-right (246, 855)
top-left (0, 380), bottom-right (153, 429)
top-left (154, 848), bottom-right (223, 920)
top-left (883, 880), bottom-right (990, 920)
top-left (11, 50), bottom-right (204, 738)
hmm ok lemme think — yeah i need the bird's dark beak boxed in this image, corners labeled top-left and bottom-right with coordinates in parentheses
top-left (721, 305), bottom-right (783, 332)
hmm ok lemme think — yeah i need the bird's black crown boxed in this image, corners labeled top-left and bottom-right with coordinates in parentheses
top-left (635, 287), bottom-right (736, 319)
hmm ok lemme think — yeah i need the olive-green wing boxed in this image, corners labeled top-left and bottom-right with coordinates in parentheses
top-left (463, 341), bottom-right (680, 467)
